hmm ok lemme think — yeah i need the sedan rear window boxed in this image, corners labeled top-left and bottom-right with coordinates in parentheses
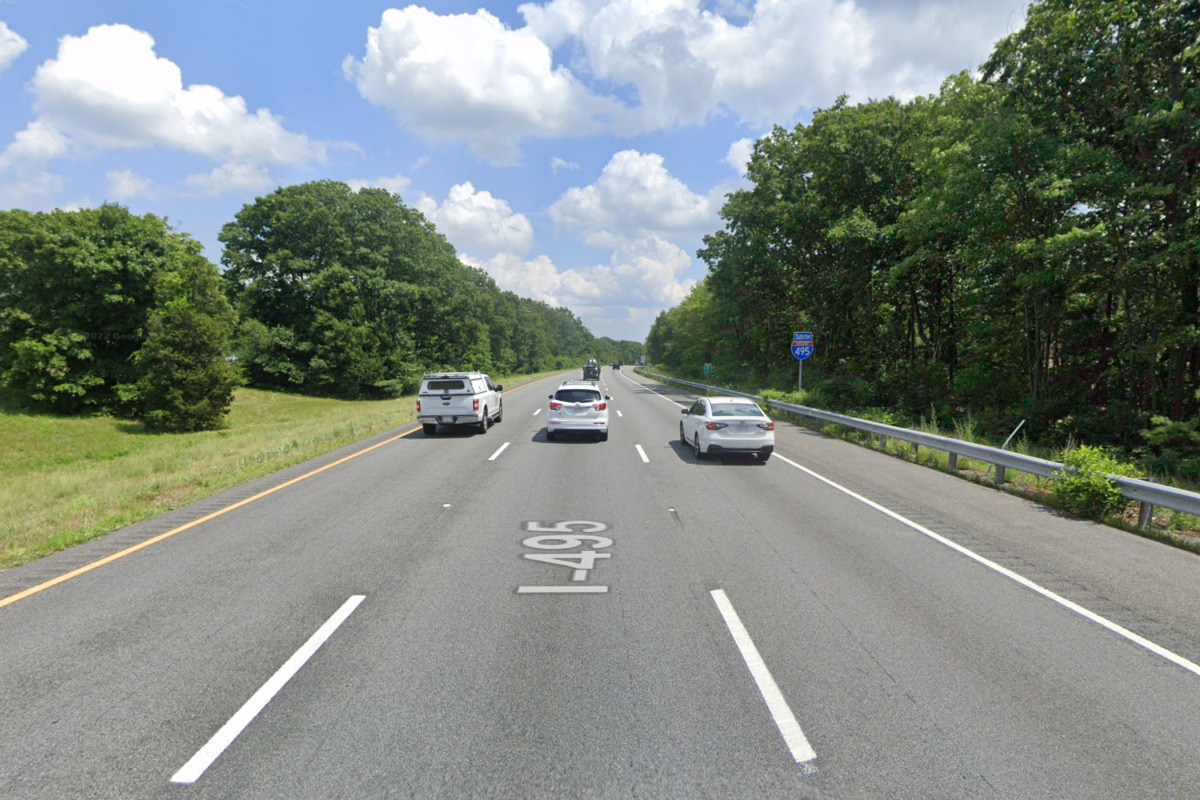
top-left (555, 389), bottom-right (602, 403)
top-left (711, 403), bottom-right (764, 417)
top-left (426, 379), bottom-right (466, 391)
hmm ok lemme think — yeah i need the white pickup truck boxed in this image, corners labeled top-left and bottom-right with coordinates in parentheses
top-left (416, 372), bottom-right (503, 435)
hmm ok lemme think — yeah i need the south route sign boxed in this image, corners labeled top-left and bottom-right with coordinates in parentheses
top-left (791, 331), bottom-right (813, 360)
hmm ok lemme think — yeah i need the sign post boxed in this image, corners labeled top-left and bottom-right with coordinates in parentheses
top-left (791, 332), bottom-right (814, 392)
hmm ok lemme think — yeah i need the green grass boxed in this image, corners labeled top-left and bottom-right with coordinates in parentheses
top-left (0, 371), bottom-right (561, 571)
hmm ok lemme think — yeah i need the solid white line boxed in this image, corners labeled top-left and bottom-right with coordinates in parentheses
top-left (619, 370), bottom-right (686, 408)
top-left (533, 408), bottom-right (542, 416)
top-left (518, 585), bottom-right (609, 593)
top-left (171, 595), bottom-right (365, 784)
top-left (711, 589), bottom-right (817, 764)
top-left (635, 444), bottom-right (649, 463)
top-left (772, 453), bottom-right (1200, 679)
top-left (488, 442), bottom-right (511, 461)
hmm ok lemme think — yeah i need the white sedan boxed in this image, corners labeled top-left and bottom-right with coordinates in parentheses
top-left (680, 396), bottom-right (775, 462)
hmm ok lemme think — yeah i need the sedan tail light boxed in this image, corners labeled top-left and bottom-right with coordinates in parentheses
top-left (758, 421), bottom-right (775, 430)
top-left (705, 421), bottom-right (728, 430)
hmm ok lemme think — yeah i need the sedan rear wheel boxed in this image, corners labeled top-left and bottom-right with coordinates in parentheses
top-left (693, 433), bottom-right (704, 460)
top-left (679, 423), bottom-right (687, 445)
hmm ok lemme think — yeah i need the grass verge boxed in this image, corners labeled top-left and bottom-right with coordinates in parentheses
top-left (0, 371), bottom-right (560, 571)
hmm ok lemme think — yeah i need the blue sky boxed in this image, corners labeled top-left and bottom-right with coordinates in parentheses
top-left (0, 0), bottom-right (1027, 342)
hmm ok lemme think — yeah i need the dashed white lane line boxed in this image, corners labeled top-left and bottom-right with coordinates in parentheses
top-left (616, 410), bottom-right (623, 418)
top-left (533, 408), bottom-right (542, 416)
top-left (488, 442), bottom-right (511, 462)
top-left (635, 444), bottom-right (649, 463)
top-left (772, 452), bottom-right (1200, 680)
top-left (711, 589), bottom-right (818, 766)
top-left (171, 595), bottom-right (366, 784)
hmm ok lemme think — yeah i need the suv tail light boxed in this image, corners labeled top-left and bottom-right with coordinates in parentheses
top-left (757, 422), bottom-right (775, 430)
top-left (595, 402), bottom-right (606, 411)
top-left (549, 401), bottom-right (563, 410)
top-left (705, 421), bottom-right (728, 430)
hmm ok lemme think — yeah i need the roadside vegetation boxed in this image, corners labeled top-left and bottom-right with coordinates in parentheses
top-left (641, 367), bottom-right (1200, 552)
top-left (646, 0), bottom-right (1198, 479)
top-left (0, 372), bottom-right (558, 571)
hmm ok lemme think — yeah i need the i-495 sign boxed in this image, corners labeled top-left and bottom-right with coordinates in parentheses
top-left (791, 332), bottom-right (814, 360)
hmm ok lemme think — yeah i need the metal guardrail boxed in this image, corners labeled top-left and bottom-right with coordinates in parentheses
top-left (638, 370), bottom-right (1200, 525)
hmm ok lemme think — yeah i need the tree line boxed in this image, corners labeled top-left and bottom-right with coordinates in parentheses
top-left (647, 0), bottom-right (1198, 475)
top-left (0, 180), bottom-right (642, 432)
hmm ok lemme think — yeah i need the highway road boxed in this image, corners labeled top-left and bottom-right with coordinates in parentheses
top-left (4, 367), bottom-right (1200, 799)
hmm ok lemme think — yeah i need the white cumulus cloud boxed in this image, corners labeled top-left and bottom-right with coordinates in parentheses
top-left (183, 163), bottom-right (275, 196)
top-left (344, 6), bottom-right (624, 162)
top-left (346, 173), bottom-right (412, 196)
top-left (418, 182), bottom-right (534, 255)
top-left (0, 21), bottom-right (28, 74)
top-left (549, 149), bottom-right (717, 237)
top-left (0, 24), bottom-right (327, 175)
top-left (346, 1), bottom-right (1024, 157)
top-left (106, 169), bottom-right (154, 201)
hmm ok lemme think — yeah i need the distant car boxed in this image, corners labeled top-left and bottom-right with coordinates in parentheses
top-left (547, 381), bottom-right (610, 441)
top-left (582, 363), bottom-right (601, 381)
top-left (680, 396), bottom-right (774, 462)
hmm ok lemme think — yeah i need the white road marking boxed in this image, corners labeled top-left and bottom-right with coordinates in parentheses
top-left (616, 410), bottom-right (623, 417)
top-left (488, 442), bottom-right (511, 461)
top-left (635, 444), bottom-right (649, 463)
top-left (618, 371), bottom-right (686, 408)
top-left (533, 408), bottom-right (542, 416)
top-left (171, 595), bottom-right (365, 784)
top-left (711, 589), bottom-right (817, 765)
top-left (518, 585), bottom-right (609, 593)
top-left (773, 452), bottom-right (1200, 680)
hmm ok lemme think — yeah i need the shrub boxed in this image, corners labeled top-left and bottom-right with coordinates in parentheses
top-left (1051, 445), bottom-right (1139, 519)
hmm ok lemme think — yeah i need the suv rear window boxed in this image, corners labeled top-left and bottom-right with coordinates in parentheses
top-left (426, 379), bottom-right (466, 391)
top-left (555, 389), bottom-right (602, 403)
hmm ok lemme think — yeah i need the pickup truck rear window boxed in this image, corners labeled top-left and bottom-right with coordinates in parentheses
top-left (425, 380), bottom-right (466, 391)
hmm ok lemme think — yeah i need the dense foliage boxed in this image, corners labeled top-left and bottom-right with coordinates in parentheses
top-left (649, 0), bottom-right (1199, 455)
top-left (220, 181), bottom-right (636, 399)
top-left (0, 204), bottom-right (239, 430)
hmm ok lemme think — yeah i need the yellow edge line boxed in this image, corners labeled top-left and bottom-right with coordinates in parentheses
top-left (0, 427), bottom-right (420, 610)
top-left (0, 375), bottom-right (550, 612)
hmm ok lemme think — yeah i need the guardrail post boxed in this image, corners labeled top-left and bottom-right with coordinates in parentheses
top-left (911, 442), bottom-right (920, 457)
top-left (879, 435), bottom-right (888, 450)
top-left (948, 452), bottom-right (958, 470)
top-left (1138, 478), bottom-right (1157, 530)
top-left (995, 465), bottom-right (1006, 485)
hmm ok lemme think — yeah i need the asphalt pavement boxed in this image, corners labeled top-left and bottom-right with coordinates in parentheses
top-left (3, 367), bottom-right (1200, 799)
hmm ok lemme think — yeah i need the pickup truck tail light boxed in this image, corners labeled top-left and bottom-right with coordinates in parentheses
top-left (473, 398), bottom-right (480, 412)
top-left (416, 399), bottom-right (421, 413)
top-left (757, 421), bottom-right (775, 430)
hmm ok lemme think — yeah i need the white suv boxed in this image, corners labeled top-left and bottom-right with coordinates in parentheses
top-left (546, 381), bottom-right (610, 441)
